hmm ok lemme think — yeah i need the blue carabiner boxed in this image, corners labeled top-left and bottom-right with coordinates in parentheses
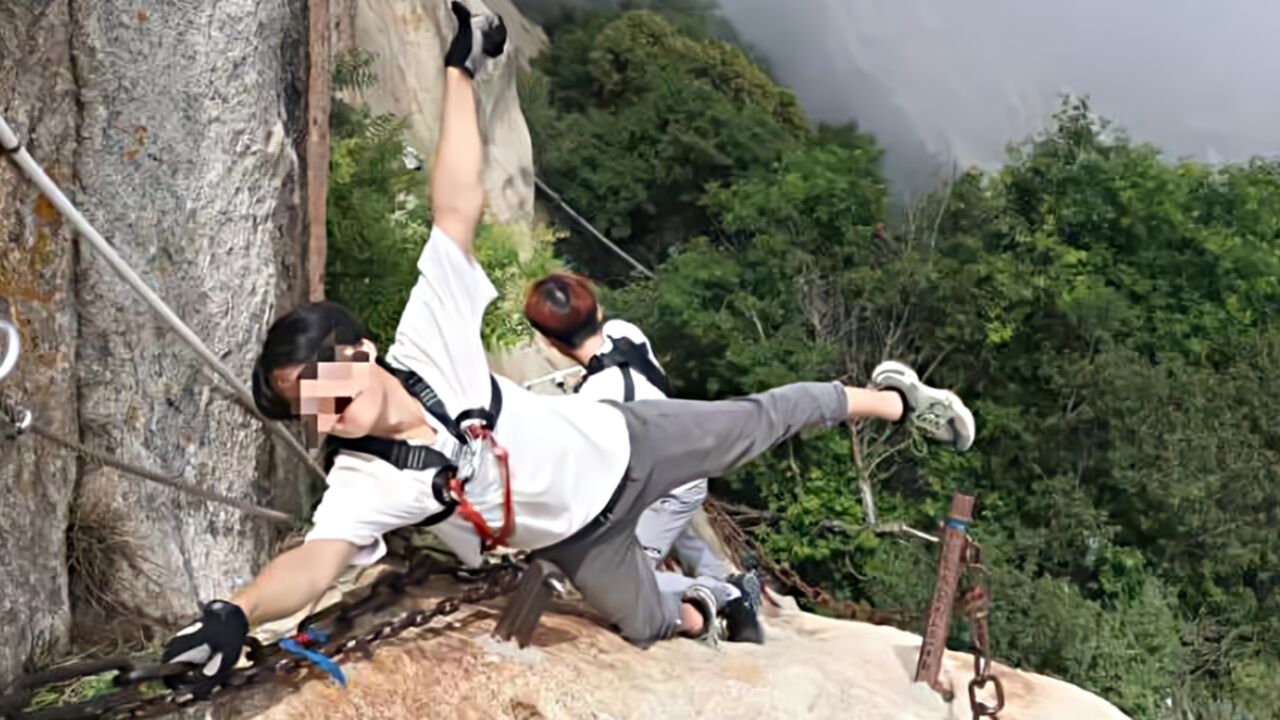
top-left (279, 627), bottom-right (347, 688)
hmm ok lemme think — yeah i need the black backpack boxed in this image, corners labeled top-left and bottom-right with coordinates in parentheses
top-left (577, 336), bottom-right (670, 402)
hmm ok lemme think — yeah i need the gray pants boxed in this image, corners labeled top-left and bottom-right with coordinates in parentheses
top-left (532, 381), bottom-right (848, 645)
top-left (637, 480), bottom-right (737, 600)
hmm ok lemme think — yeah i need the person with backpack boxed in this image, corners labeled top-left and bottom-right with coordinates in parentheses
top-left (524, 272), bottom-right (763, 644)
top-left (160, 1), bottom-right (975, 694)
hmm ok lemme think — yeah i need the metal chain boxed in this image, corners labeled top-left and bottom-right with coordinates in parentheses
top-left (0, 561), bottom-right (519, 720)
top-left (704, 498), bottom-right (914, 626)
top-left (960, 542), bottom-right (1004, 719)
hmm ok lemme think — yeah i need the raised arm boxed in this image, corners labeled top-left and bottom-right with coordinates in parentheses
top-left (432, 2), bottom-right (507, 254)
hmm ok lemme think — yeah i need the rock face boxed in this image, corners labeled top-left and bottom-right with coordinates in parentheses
top-left (243, 574), bottom-right (1131, 720)
top-left (0, 0), bottom-right (308, 681)
top-left (0, 0), bottom-right (82, 682)
top-left (71, 0), bottom-right (309, 622)
top-left (340, 0), bottom-right (546, 223)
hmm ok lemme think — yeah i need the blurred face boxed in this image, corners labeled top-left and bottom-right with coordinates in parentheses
top-left (270, 340), bottom-right (386, 444)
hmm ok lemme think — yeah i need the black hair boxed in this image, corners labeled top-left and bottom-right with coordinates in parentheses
top-left (251, 301), bottom-right (374, 420)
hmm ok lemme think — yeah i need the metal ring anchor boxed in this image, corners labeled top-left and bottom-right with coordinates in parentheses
top-left (0, 319), bottom-right (18, 383)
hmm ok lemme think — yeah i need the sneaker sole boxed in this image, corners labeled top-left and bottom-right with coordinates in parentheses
top-left (871, 360), bottom-right (918, 388)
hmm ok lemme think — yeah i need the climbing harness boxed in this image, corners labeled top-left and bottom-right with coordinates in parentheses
top-left (577, 336), bottom-right (670, 402)
top-left (0, 556), bottom-right (520, 720)
top-left (0, 113), bottom-right (323, 481)
top-left (330, 367), bottom-right (515, 552)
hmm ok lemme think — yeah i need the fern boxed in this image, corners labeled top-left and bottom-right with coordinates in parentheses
top-left (363, 113), bottom-right (408, 146)
top-left (332, 49), bottom-right (377, 92)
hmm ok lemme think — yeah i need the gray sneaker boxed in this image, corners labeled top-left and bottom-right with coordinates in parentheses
top-left (871, 361), bottom-right (975, 452)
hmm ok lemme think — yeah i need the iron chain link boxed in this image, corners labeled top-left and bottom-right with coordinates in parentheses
top-left (960, 542), bottom-right (1004, 719)
top-left (0, 560), bottom-right (519, 720)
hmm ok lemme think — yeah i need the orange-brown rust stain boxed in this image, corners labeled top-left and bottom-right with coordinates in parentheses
top-left (0, 198), bottom-right (59, 304)
top-left (33, 194), bottom-right (60, 227)
top-left (135, 9), bottom-right (150, 25)
top-left (123, 126), bottom-right (148, 162)
top-left (0, 189), bottom-right (70, 371)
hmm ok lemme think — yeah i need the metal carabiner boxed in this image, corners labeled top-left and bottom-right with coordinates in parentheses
top-left (0, 319), bottom-right (18, 384)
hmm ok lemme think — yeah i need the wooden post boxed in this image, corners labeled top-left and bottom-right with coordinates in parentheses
top-left (306, 0), bottom-right (331, 301)
top-left (914, 493), bottom-right (976, 695)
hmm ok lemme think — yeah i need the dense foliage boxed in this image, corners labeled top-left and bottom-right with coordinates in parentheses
top-left (525, 5), bottom-right (1280, 718)
top-left (326, 75), bottom-right (561, 352)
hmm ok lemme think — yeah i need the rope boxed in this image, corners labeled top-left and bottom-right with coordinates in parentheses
top-left (1, 394), bottom-right (297, 524)
top-left (533, 176), bottom-right (657, 280)
top-left (0, 113), bottom-right (324, 481)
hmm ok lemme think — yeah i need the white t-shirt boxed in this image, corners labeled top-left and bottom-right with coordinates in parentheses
top-left (576, 320), bottom-right (706, 497)
top-left (305, 227), bottom-right (633, 567)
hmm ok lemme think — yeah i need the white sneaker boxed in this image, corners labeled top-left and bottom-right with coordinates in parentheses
top-left (871, 361), bottom-right (975, 452)
top-left (682, 585), bottom-right (724, 647)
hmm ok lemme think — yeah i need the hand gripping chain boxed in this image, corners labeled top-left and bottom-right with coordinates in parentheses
top-left (0, 560), bottom-right (520, 720)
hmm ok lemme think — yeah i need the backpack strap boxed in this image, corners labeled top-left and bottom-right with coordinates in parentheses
top-left (455, 376), bottom-right (503, 431)
top-left (393, 367), bottom-right (502, 441)
top-left (580, 336), bottom-right (669, 402)
top-left (335, 436), bottom-right (455, 471)
top-left (619, 366), bottom-right (635, 402)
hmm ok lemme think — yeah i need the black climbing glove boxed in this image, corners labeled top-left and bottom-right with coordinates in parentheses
top-left (443, 1), bottom-right (508, 78)
top-left (161, 599), bottom-right (250, 696)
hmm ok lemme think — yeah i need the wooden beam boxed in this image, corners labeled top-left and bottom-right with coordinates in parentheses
top-left (306, 0), bottom-right (331, 301)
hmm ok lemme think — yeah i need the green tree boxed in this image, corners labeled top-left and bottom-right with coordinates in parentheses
top-left (326, 103), bottom-right (429, 346)
top-left (526, 9), bottom-right (806, 279)
top-left (527, 9), bottom-right (1280, 715)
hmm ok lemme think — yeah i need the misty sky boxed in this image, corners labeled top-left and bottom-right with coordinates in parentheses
top-left (718, 0), bottom-right (1280, 198)
top-left (524, 0), bottom-right (1280, 200)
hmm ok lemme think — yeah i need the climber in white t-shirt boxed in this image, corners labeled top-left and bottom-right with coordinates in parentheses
top-left (524, 272), bottom-right (763, 644)
top-left (160, 2), bottom-right (976, 696)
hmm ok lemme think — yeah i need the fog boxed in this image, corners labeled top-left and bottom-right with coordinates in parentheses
top-left (718, 0), bottom-right (1280, 199)
top-left (522, 0), bottom-right (1280, 200)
